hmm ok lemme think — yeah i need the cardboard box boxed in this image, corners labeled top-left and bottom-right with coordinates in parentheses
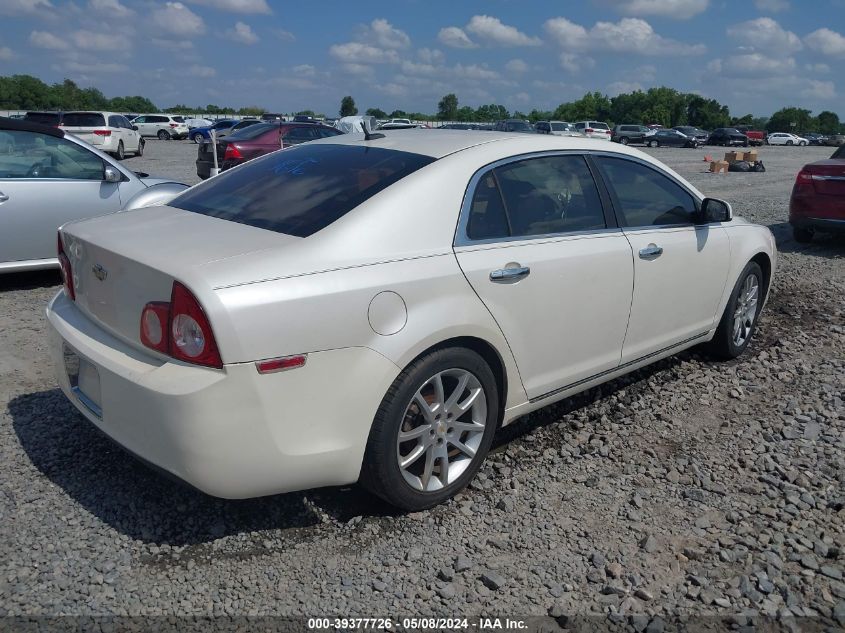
top-left (743, 150), bottom-right (758, 162)
top-left (710, 160), bottom-right (729, 173)
top-left (724, 151), bottom-right (744, 162)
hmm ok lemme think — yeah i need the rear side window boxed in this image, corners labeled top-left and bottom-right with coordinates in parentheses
top-left (595, 156), bottom-right (696, 227)
top-left (64, 113), bottom-right (105, 127)
top-left (466, 155), bottom-right (606, 241)
top-left (171, 144), bottom-right (435, 237)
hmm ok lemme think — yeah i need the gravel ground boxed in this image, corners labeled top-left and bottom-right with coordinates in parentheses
top-left (0, 141), bottom-right (843, 628)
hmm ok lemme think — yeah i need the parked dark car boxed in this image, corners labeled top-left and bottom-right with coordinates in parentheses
top-left (789, 145), bottom-right (845, 243)
top-left (190, 119), bottom-right (262, 144)
top-left (494, 119), bottom-right (535, 133)
top-left (823, 134), bottom-right (845, 147)
top-left (23, 111), bottom-right (63, 127)
top-left (803, 133), bottom-right (828, 146)
top-left (672, 126), bottom-right (709, 145)
top-left (708, 128), bottom-right (749, 147)
top-left (611, 124), bottom-right (651, 145)
top-left (645, 129), bottom-right (700, 148)
top-left (196, 122), bottom-right (343, 179)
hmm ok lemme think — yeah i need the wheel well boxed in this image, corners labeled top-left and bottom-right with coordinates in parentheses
top-left (750, 252), bottom-right (772, 298)
top-left (411, 336), bottom-right (508, 425)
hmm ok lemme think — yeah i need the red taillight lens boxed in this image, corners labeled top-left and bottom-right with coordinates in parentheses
top-left (169, 282), bottom-right (222, 368)
top-left (585, 128), bottom-right (594, 133)
top-left (140, 302), bottom-right (170, 353)
top-left (93, 130), bottom-right (111, 136)
top-left (170, 123), bottom-right (177, 127)
top-left (57, 233), bottom-right (75, 300)
top-left (223, 144), bottom-right (242, 160)
top-left (796, 169), bottom-right (812, 183)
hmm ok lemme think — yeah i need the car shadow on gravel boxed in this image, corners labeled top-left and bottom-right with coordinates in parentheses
top-left (769, 221), bottom-right (845, 258)
top-left (9, 389), bottom-right (400, 546)
top-left (0, 269), bottom-right (61, 291)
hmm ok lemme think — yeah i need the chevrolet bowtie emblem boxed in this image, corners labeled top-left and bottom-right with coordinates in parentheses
top-left (92, 264), bottom-right (108, 281)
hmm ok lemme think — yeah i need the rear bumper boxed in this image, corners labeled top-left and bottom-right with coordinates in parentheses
top-left (790, 216), bottom-right (845, 234)
top-left (46, 291), bottom-right (400, 498)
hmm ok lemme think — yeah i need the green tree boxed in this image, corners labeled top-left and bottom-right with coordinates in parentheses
top-left (366, 107), bottom-right (387, 118)
top-left (456, 105), bottom-right (476, 121)
top-left (766, 107), bottom-right (813, 133)
top-left (685, 95), bottom-right (730, 129)
top-left (527, 109), bottom-right (552, 122)
top-left (388, 109), bottom-right (407, 118)
top-left (238, 106), bottom-right (265, 116)
top-left (437, 93), bottom-right (458, 120)
top-left (340, 95), bottom-right (357, 117)
top-left (296, 110), bottom-right (316, 117)
top-left (475, 103), bottom-right (509, 121)
top-left (553, 91), bottom-right (611, 123)
top-left (816, 110), bottom-right (841, 135)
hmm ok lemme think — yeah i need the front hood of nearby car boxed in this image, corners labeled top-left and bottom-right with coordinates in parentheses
top-left (140, 176), bottom-right (181, 187)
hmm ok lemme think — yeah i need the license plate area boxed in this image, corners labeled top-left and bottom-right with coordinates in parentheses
top-left (63, 343), bottom-right (102, 419)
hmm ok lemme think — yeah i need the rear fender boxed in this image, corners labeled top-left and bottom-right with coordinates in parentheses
top-left (122, 183), bottom-right (189, 211)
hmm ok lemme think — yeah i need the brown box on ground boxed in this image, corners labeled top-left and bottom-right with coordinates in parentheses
top-left (743, 150), bottom-right (758, 162)
top-left (724, 151), bottom-right (744, 162)
top-left (710, 160), bottom-right (729, 173)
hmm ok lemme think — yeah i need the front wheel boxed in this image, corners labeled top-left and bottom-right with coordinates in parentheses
top-left (193, 133), bottom-right (204, 143)
top-left (706, 261), bottom-right (764, 360)
top-left (798, 141), bottom-right (806, 147)
top-left (648, 139), bottom-right (658, 148)
top-left (620, 137), bottom-right (629, 145)
top-left (157, 129), bottom-right (170, 140)
top-left (136, 139), bottom-right (144, 157)
top-left (115, 140), bottom-right (125, 160)
top-left (361, 347), bottom-right (499, 510)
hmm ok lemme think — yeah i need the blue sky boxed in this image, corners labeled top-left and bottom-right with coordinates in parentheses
top-left (1, 0), bottom-right (843, 117)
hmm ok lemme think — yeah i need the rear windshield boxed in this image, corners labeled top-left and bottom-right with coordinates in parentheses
top-left (63, 112), bottom-right (106, 127)
top-left (172, 116), bottom-right (185, 123)
top-left (25, 112), bottom-right (61, 125)
top-left (590, 122), bottom-right (609, 130)
top-left (551, 123), bottom-right (570, 131)
top-left (228, 122), bottom-right (278, 140)
top-left (171, 144), bottom-right (435, 237)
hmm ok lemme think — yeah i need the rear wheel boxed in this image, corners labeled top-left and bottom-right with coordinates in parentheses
top-left (115, 141), bottom-right (125, 160)
top-left (361, 347), bottom-right (499, 510)
top-left (793, 226), bottom-right (814, 243)
top-left (620, 137), bottom-right (629, 145)
top-left (786, 140), bottom-right (793, 146)
top-left (157, 129), bottom-right (170, 140)
top-left (799, 141), bottom-right (806, 147)
top-left (706, 261), bottom-right (764, 360)
top-left (648, 139), bottom-right (658, 148)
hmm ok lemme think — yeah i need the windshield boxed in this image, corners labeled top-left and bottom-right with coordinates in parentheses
top-left (171, 144), bottom-right (436, 237)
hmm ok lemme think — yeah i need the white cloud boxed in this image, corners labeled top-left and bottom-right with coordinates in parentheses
top-left (186, 0), bottom-right (270, 13)
top-left (29, 30), bottom-right (68, 49)
top-left (805, 62), bottom-right (830, 73)
top-left (607, 80), bottom-right (645, 95)
top-left (706, 53), bottom-right (796, 76)
top-left (466, 15), bottom-right (541, 47)
top-left (560, 53), bottom-right (595, 73)
top-left (62, 60), bottom-right (128, 74)
top-left (452, 63), bottom-right (499, 80)
top-left (329, 42), bottom-right (399, 64)
top-left (70, 30), bottom-right (126, 50)
top-left (0, 0), bottom-right (53, 16)
top-left (342, 63), bottom-right (376, 77)
top-left (378, 83), bottom-right (409, 97)
top-left (152, 38), bottom-right (193, 50)
top-left (152, 2), bottom-right (205, 37)
top-left (400, 60), bottom-right (499, 81)
top-left (225, 21), bottom-right (258, 44)
top-left (437, 26), bottom-right (477, 49)
top-left (805, 28), bottom-right (845, 56)
top-left (293, 64), bottom-right (316, 76)
top-left (635, 64), bottom-right (657, 81)
top-left (417, 47), bottom-right (444, 64)
top-left (272, 28), bottom-right (295, 42)
top-left (802, 80), bottom-right (835, 100)
top-left (753, 0), bottom-right (789, 11)
top-left (597, 0), bottom-right (708, 19)
top-left (88, 0), bottom-right (134, 18)
top-left (727, 18), bottom-right (801, 54)
top-left (359, 18), bottom-right (410, 49)
top-left (189, 64), bottom-right (216, 77)
top-left (545, 17), bottom-right (705, 55)
top-left (0, 47), bottom-right (15, 60)
top-left (504, 58), bottom-right (529, 73)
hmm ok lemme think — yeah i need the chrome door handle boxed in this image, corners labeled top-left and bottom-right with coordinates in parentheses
top-left (490, 265), bottom-right (530, 282)
top-left (638, 244), bottom-right (663, 259)
top-left (0, 192), bottom-right (8, 203)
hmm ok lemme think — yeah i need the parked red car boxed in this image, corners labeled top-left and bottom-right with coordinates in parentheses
top-left (789, 145), bottom-right (845, 242)
top-left (196, 122), bottom-right (343, 179)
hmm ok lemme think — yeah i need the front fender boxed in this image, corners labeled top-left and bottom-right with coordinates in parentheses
top-left (122, 182), bottom-right (189, 211)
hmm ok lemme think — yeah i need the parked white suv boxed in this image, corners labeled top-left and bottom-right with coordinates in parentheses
top-left (131, 114), bottom-right (189, 140)
top-left (574, 121), bottom-right (612, 140)
top-left (61, 111), bottom-right (143, 160)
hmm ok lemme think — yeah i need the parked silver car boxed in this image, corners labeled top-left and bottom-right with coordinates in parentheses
top-left (0, 117), bottom-right (188, 273)
top-left (131, 114), bottom-right (189, 140)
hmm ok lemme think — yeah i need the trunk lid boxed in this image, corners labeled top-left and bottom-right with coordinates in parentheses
top-left (804, 159), bottom-right (845, 197)
top-left (60, 205), bottom-right (296, 351)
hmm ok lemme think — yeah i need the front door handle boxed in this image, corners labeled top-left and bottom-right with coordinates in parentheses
top-left (490, 265), bottom-right (530, 282)
top-left (0, 192), bottom-right (8, 203)
top-left (638, 244), bottom-right (663, 259)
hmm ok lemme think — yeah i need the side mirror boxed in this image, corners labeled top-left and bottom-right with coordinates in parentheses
top-left (701, 197), bottom-right (732, 223)
top-left (132, 125), bottom-right (139, 131)
top-left (103, 165), bottom-right (122, 183)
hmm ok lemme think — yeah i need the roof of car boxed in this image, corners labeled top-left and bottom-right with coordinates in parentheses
top-left (0, 116), bottom-right (64, 138)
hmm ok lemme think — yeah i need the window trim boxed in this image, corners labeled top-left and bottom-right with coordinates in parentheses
top-left (454, 150), bottom-right (620, 247)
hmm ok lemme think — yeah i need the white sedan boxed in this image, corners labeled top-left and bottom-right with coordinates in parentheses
top-left (766, 132), bottom-right (809, 146)
top-left (47, 131), bottom-right (777, 510)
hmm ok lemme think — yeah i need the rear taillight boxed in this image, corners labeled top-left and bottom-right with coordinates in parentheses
top-left (169, 123), bottom-right (177, 127)
top-left (796, 169), bottom-right (813, 184)
top-left (139, 282), bottom-right (222, 368)
top-left (223, 144), bottom-right (242, 160)
top-left (57, 233), bottom-right (75, 300)
top-left (93, 130), bottom-right (111, 136)
top-left (605, 129), bottom-right (611, 135)
top-left (585, 128), bottom-right (594, 133)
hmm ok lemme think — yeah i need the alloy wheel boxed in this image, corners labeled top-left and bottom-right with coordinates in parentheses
top-left (732, 273), bottom-right (759, 347)
top-left (396, 368), bottom-right (487, 492)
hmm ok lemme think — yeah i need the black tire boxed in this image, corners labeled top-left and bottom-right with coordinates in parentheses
top-left (793, 226), bottom-right (813, 243)
top-left (115, 141), bottom-right (125, 160)
top-left (786, 140), bottom-right (793, 146)
top-left (193, 133), bottom-right (204, 144)
top-left (799, 141), bottom-right (806, 147)
top-left (360, 347), bottom-right (499, 510)
top-left (620, 137), bottom-right (629, 145)
top-left (136, 139), bottom-right (144, 157)
top-left (705, 261), bottom-right (764, 360)
top-left (648, 139), bottom-right (658, 148)
top-left (157, 129), bottom-right (170, 140)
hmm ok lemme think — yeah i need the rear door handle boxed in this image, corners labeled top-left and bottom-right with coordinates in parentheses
top-left (638, 244), bottom-right (663, 259)
top-left (0, 192), bottom-right (8, 203)
top-left (490, 265), bottom-right (530, 282)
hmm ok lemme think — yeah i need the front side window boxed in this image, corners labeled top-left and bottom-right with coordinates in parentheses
top-left (465, 155), bottom-right (606, 241)
top-left (133, 116), bottom-right (146, 123)
top-left (170, 144), bottom-right (435, 238)
top-left (0, 130), bottom-right (105, 180)
top-left (594, 156), bottom-right (696, 227)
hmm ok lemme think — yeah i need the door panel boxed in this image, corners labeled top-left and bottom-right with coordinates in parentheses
top-left (456, 234), bottom-right (634, 399)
